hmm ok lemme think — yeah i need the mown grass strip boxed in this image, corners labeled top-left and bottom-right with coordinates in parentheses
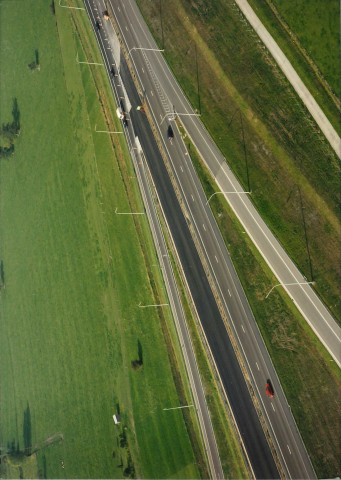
top-left (178, 121), bottom-right (341, 478)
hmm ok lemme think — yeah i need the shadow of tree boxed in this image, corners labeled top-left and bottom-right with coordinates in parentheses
top-left (0, 98), bottom-right (20, 158)
top-left (131, 340), bottom-right (143, 370)
top-left (23, 402), bottom-right (32, 456)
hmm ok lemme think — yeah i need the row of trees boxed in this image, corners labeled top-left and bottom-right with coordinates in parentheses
top-left (0, 99), bottom-right (20, 158)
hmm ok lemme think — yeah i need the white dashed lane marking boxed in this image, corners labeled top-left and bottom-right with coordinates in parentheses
top-left (241, 325), bottom-right (245, 333)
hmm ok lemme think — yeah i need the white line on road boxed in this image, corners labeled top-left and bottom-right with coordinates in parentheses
top-left (203, 224), bottom-right (206, 231)
top-left (241, 325), bottom-right (245, 333)
top-left (180, 166), bottom-right (183, 172)
top-left (191, 194), bottom-right (195, 202)
top-left (287, 445), bottom-right (292, 455)
top-left (256, 362), bottom-right (259, 370)
top-left (215, 255), bottom-right (219, 263)
top-left (271, 403), bottom-right (275, 412)
top-left (150, 90), bottom-right (154, 96)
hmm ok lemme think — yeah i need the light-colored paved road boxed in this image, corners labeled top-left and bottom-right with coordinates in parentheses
top-left (235, 0), bottom-right (341, 158)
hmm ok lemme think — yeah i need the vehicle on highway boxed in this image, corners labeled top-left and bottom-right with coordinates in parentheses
top-left (167, 125), bottom-right (174, 140)
top-left (103, 10), bottom-right (109, 20)
top-left (95, 21), bottom-right (101, 31)
top-left (123, 115), bottom-right (128, 127)
top-left (266, 380), bottom-right (274, 398)
top-left (116, 107), bottom-right (124, 120)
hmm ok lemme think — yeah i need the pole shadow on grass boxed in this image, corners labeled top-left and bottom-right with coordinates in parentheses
top-left (131, 340), bottom-right (143, 370)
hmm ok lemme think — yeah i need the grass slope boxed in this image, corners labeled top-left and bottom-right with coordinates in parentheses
top-left (0, 1), bottom-right (201, 478)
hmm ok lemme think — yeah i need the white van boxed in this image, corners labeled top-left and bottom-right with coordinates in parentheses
top-left (116, 108), bottom-right (124, 120)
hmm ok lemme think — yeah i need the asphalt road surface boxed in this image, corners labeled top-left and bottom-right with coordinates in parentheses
top-left (81, 0), bottom-right (318, 477)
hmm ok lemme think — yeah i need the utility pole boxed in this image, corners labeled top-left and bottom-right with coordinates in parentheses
top-left (239, 111), bottom-right (251, 193)
top-left (195, 44), bottom-right (201, 115)
top-left (159, 0), bottom-right (165, 50)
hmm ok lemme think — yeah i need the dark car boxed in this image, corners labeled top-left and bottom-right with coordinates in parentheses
top-left (167, 125), bottom-right (174, 140)
top-left (95, 21), bottom-right (101, 31)
top-left (123, 116), bottom-right (128, 128)
top-left (266, 380), bottom-right (274, 398)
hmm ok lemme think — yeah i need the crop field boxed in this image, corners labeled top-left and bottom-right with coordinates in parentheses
top-left (137, 0), bottom-right (341, 324)
top-left (181, 123), bottom-right (341, 478)
top-left (0, 1), bottom-right (204, 478)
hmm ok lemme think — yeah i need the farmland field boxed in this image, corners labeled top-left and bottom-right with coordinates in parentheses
top-left (0, 0), bottom-right (204, 478)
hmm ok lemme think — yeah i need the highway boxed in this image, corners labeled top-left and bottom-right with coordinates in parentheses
top-left (79, 1), bottom-right (223, 478)
top-left (81, 0), bottom-right (317, 478)
top-left (111, 0), bottom-right (341, 370)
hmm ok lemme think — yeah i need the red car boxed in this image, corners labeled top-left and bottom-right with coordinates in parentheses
top-left (266, 380), bottom-right (274, 398)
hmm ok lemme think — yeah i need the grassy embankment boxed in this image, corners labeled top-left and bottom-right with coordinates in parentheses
top-left (247, 0), bottom-right (340, 132)
top-left (178, 122), bottom-right (341, 478)
top-left (136, 0), bottom-right (341, 324)
top-left (0, 0), bottom-right (205, 478)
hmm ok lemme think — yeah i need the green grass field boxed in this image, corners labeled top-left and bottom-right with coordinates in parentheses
top-left (181, 123), bottom-right (341, 478)
top-left (0, 1), bottom-right (203, 478)
top-left (136, 0), bottom-right (341, 325)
